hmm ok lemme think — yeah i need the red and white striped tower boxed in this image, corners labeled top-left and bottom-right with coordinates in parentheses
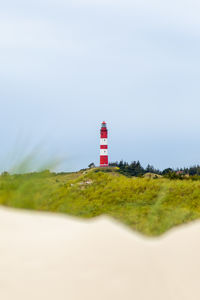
top-left (100, 121), bottom-right (108, 167)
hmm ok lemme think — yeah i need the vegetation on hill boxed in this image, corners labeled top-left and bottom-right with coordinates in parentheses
top-left (109, 161), bottom-right (200, 178)
top-left (0, 168), bottom-right (200, 236)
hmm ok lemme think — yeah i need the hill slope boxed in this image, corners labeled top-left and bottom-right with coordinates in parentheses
top-left (0, 169), bottom-right (200, 236)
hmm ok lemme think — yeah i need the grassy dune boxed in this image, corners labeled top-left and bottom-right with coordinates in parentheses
top-left (0, 168), bottom-right (200, 236)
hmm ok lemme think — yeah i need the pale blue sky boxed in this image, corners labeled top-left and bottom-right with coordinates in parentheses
top-left (1, 0), bottom-right (200, 172)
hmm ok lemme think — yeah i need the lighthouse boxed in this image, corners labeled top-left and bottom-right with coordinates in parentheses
top-left (100, 121), bottom-right (108, 167)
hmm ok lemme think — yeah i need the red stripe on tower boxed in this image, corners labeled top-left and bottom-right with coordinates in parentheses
top-left (100, 121), bottom-right (108, 167)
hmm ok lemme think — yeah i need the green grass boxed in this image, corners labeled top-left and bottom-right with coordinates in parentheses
top-left (0, 168), bottom-right (200, 236)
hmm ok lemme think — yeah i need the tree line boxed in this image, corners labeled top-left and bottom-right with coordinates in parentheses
top-left (108, 161), bottom-right (200, 178)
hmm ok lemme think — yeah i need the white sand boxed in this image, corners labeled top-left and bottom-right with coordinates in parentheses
top-left (0, 207), bottom-right (199, 300)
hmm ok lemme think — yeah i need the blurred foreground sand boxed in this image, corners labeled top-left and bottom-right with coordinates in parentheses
top-left (0, 207), bottom-right (199, 300)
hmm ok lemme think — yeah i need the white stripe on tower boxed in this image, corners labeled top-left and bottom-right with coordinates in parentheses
top-left (100, 149), bottom-right (108, 156)
top-left (100, 138), bottom-right (108, 145)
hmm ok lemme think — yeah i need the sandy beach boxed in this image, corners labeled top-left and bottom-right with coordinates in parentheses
top-left (0, 207), bottom-right (199, 300)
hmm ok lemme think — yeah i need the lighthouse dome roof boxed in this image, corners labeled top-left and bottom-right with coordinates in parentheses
top-left (101, 121), bottom-right (107, 128)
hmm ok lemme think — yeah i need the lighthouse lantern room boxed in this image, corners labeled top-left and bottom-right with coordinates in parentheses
top-left (100, 121), bottom-right (108, 167)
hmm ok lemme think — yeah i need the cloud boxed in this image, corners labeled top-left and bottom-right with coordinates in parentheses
top-left (0, 14), bottom-right (84, 53)
top-left (0, 0), bottom-right (200, 170)
top-left (2, 0), bottom-right (200, 40)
